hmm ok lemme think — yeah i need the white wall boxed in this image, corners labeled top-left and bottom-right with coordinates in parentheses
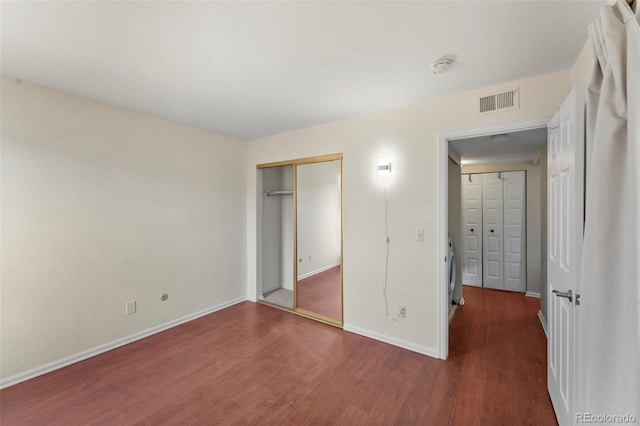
top-left (296, 160), bottom-right (341, 278)
top-left (1, 77), bottom-right (247, 383)
top-left (246, 69), bottom-right (573, 356)
top-left (462, 162), bottom-right (544, 297)
top-left (447, 158), bottom-right (463, 303)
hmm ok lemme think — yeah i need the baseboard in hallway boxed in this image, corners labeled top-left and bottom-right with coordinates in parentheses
top-left (448, 304), bottom-right (458, 324)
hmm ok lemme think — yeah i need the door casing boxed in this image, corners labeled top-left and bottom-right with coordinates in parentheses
top-left (437, 118), bottom-right (549, 360)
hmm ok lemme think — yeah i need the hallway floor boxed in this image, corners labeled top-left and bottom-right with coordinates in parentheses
top-left (446, 285), bottom-right (556, 425)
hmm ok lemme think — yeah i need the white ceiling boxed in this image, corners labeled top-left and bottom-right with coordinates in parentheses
top-left (450, 127), bottom-right (548, 165)
top-left (1, 1), bottom-right (602, 140)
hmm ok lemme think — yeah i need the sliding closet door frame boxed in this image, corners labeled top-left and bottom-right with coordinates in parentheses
top-left (257, 153), bottom-right (343, 328)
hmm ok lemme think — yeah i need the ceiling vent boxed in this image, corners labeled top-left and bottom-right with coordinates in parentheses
top-left (476, 86), bottom-right (519, 115)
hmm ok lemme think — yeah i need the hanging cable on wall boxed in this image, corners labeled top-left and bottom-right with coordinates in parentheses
top-left (382, 184), bottom-right (390, 317)
top-left (377, 152), bottom-right (393, 318)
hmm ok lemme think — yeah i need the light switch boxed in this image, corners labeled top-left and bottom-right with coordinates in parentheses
top-left (416, 228), bottom-right (424, 242)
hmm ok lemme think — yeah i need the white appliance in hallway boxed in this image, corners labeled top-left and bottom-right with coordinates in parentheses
top-left (448, 237), bottom-right (459, 305)
top-left (461, 171), bottom-right (526, 292)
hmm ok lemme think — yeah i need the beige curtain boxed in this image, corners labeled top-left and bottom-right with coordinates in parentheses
top-left (580, 0), bottom-right (640, 417)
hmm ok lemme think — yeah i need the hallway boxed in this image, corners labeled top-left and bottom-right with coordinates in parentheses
top-left (447, 286), bottom-right (556, 425)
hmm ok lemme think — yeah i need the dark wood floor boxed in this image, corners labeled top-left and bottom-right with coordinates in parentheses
top-left (297, 266), bottom-right (342, 321)
top-left (0, 286), bottom-right (556, 425)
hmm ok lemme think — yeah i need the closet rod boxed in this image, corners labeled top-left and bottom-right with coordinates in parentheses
top-left (266, 190), bottom-right (293, 197)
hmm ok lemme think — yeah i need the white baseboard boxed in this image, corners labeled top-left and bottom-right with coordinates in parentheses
top-left (0, 296), bottom-right (247, 390)
top-left (343, 324), bottom-right (440, 359)
top-left (463, 282), bottom-right (482, 288)
top-left (262, 283), bottom-right (281, 294)
top-left (538, 310), bottom-right (548, 337)
top-left (526, 291), bottom-right (541, 298)
top-left (297, 262), bottom-right (340, 281)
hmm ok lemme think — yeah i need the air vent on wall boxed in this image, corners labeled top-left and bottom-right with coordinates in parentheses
top-left (476, 86), bottom-right (519, 115)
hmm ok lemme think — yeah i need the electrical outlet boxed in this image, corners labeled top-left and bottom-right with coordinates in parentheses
top-left (126, 301), bottom-right (136, 315)
top-left (399, 306), bottom-right (406, 318)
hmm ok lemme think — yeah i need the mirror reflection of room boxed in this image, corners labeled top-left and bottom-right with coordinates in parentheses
top-left (259, 165), bottom-right (294, 309)
top-left (296, 160), bottom-right (342, 323)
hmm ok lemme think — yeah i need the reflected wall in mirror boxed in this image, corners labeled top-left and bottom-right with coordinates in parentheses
top-left (296, 159), bottom-right (342, 323)
top-left (259, 165), bottom-right (294, 310)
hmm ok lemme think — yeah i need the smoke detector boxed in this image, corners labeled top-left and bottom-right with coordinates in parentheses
top-left (431, 56), bottom-right (456, 74)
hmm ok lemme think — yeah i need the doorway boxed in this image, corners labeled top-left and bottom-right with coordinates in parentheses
top-left (438, 118), bottom-right (549, 360)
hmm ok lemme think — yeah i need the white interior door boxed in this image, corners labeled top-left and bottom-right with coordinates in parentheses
top-left (482, 173), bottom-right (504, 289)
top-left (462, 174), bottom-right (483, 286)
top-left (547, 86), bottom-right (584, 426)
top-left (503, 171), bottom-right (526, 292)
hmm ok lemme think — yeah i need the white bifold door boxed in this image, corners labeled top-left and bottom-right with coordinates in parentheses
top-left (461, 171), bottom-right (526, 292)
top-left (462, 174), bottom-right (483, 286)
top-left (502, 171), bottom-right (526, 292)
top-left (482, 173), bottom-right (505, 289)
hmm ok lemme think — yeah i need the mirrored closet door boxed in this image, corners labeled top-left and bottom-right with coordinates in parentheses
top-left (295, 159), bottom-right (342, 324)
top-left (257, 154), bottom-right (343, 327)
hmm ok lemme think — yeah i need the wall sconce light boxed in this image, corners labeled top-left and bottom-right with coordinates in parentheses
top-left (377, 152), bottom-right (391, 183)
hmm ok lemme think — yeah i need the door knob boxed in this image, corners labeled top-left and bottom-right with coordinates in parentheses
top-left (552, 289), bottom-right (573, 302)
top-left (470, 228), bottom-right (474, 232)
top-left (490, 229), bottom-right (494, 233)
